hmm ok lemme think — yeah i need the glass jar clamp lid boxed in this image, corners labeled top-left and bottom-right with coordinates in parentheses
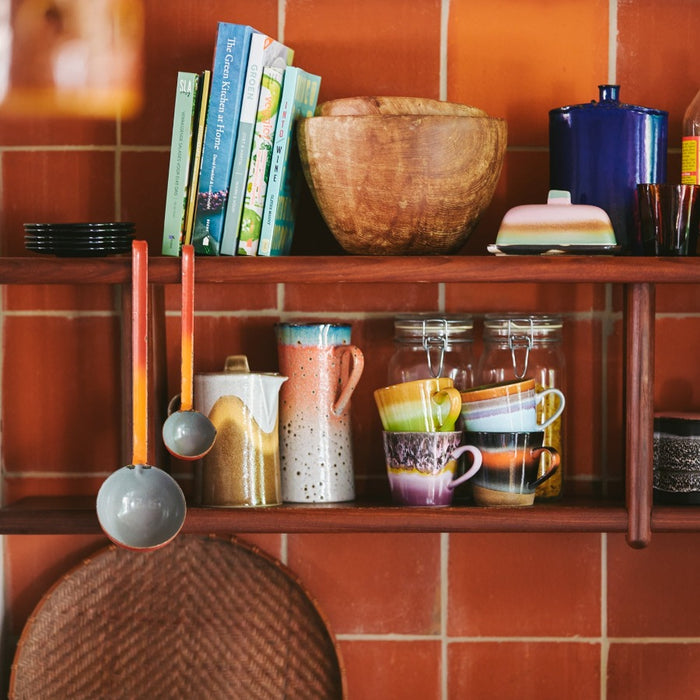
top-left (388, 314), bottom-right (475, 390)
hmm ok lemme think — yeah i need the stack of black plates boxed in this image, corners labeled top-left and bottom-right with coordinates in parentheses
top-left (24, 222), bottom-right (135, 257)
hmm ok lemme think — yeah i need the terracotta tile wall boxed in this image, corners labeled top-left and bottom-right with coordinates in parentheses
top-left (1, 0), bottom-right (700, 697)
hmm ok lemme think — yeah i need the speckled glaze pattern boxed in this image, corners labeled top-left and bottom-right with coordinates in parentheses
top-left (276, 323), bottom-right (364, 503)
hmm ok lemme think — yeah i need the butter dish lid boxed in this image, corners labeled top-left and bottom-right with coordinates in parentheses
top-left (488, 190), bottom-right (618, 254)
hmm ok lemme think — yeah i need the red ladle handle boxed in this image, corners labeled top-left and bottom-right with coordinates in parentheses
top-left (180, 245), bottom-right (195, 412)
top-left (132, 240), bottom-right (148, 466)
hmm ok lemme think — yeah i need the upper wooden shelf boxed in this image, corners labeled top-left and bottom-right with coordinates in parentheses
top-left (1, 255), bottom-right (699, 285)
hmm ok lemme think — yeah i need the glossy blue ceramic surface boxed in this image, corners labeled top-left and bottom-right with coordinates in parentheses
top-left (549, 85), bottom-right (668, 254)
top-left (276, 322), bottom-right (352, 347)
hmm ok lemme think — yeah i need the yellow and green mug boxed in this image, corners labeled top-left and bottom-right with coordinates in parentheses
top-left (374, 377), bottom-right (462, 432)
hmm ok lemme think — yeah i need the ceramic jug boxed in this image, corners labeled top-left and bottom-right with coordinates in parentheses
top-left (276, 322), bottom-right (364, 503)
top-left (194, 355), bottom-right (287, 507)
top-left (549, 84), bottom-right (668, 254)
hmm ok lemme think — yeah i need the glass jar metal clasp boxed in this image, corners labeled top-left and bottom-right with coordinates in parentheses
top-left (422, 318), bottom-right (447, 379)
top-left (507, 318), bottom-right (533, 379)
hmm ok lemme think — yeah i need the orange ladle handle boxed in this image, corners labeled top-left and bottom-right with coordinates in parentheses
top-left (132, 240), bottom-right (148, 466)
top-left (180, 245), bottom-right (194, 412)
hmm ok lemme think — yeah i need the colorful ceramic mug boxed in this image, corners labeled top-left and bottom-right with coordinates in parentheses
top-left (460, 378), bottom-right (565, 432)
top-left (382, 431), bottom-right (482, 506)
top-left (374, 377), bottom-right (462, 432)
top-left (465, 430), bottom-right (560, 506)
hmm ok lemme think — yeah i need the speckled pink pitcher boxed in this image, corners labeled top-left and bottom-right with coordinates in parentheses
top-left (276, 322), bottom-right (364, 503)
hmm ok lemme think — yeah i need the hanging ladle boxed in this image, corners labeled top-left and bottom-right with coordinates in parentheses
top-left (96, 240), bottom-right (187, 550)
top-left (161, 244), bottom-right (217, 459)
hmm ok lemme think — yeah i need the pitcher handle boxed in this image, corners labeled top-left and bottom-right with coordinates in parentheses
top-left (332, 345), bottom-right (364, 417)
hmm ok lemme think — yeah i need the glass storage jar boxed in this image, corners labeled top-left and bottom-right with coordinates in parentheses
top-left (477, 313), bottom-right (566, 499)
top-left (387, 314), bottom-right (475, 392)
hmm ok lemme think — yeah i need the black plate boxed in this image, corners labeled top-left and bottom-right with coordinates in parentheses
top-left (25, 246), bottom-right (131, 258)
top-left (24, 222), bottom-right (135, 231)
top-left (25, 235), bottom-right (134, 244)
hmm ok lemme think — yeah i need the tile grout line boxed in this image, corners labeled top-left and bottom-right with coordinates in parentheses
top-left (280, 533), bottom-right (288, 566)
top-left (441, 532), bottom-right (449, 700)
top-left (278, 0), bottom-right (286, 43)
top-left (601, 532), bottom-right (609, 700)
top-left (440, 0), bottom-right (450, 102)
top-left (608, 0), bottom-right (618, 85)
top-left (336, 633), bottom-right (700, 642)
top-left (601, 3), bottom-right (616, 692)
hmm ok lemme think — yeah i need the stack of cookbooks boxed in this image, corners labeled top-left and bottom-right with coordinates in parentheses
top-left (161, 22), bottom-right (321, 257)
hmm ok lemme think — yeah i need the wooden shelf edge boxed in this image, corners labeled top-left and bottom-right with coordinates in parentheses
top-left (1, 255), bottom-right (700, 285)
top-left (652, 506), bottom-right (700, 531)
top-left (0, 497), bottom-right (630, 535)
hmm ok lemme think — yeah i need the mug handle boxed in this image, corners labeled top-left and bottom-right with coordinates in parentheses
top-left (447, 445), bottom-right (482, 490)
top-left (432, 387), bottom-right (462, 431)
top-left (527, 447), bottom-right (561, 489)
top-left (536, 388), bottom-right (566, 430)
top-left (332, 345), bottom-right (365, 417)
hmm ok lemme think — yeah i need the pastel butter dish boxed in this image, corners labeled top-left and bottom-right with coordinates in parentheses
top-left (488, 190), bottom-right (620, 255)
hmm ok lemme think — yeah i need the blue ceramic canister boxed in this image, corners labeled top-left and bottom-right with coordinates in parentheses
top-left (549, 85), bottom-right (668, 254)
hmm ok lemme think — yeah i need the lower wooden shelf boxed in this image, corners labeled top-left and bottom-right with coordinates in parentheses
top-left (0, 496), bottom-right (631, 535)
top-left (2, 497), bottom-right (698, 537)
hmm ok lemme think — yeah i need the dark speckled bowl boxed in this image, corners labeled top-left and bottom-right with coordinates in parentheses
top-left (653, 413), bottom-right (700, 504)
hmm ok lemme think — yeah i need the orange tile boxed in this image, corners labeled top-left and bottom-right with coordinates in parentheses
top-left (286, 0), bottom-right (441, 101)
top-left (0, 151), bottom-right (118, 256)
top-left (608, 643), bottom-right (700, 700)
top-left (617, 0), bottom-right (700, 151)
top-left (444, 282), bottom-right (605, 314)
top-left (448, 533), bottom-right (601, 637)
top-left (604, 317), bottom-right (625, 486)
top-left (556, 319), bottom-right (594, 485)
top-left (448, 641), bottom-right (601, 700)
top-left (4, 285), bottom-right (117, 312)
top-left (448, 0), bottom-right (608, 146)
top-left (5, 535), bottom-right (108, 635)
top-left (0, 114), bottom-right (115, 148)
top-left (162, 282), bottom-right (278, 312)
top-left (655, 285), bottom-right (700, 314)
top-left (176, 315), bottom-right (281, 377)
top-left (654, 318), bottom-right (700, 411)
top-left (339, 640), bottom-right (442, 699)
top-left (283, 283), bottom-right (441, 313)
top-left (3, 316), bottom-right (122, 473)
top-left (122, 1), bottom-right (280, 146)
top-left (608, 533), bottom-right (700, 637)
top-left (121, 151), bottom-right (170, 252)
top-left (287, 533), bottom-right (441, 634)
top-left (3, 476), bottom-right (105, 502)
top-left (462, 151), bottom-right (551, 256)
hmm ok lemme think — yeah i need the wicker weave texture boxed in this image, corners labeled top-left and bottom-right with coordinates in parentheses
top-left (10, 535), bottom-right (343, 699)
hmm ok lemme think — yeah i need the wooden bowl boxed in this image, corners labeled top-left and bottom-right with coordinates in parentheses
top-left (316, 95), bottom-right (488, 117)
top-left (297, 112), bottom-right (507, 255)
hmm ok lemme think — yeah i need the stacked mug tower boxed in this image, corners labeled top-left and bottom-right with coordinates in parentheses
top-left (374, 316), bottom-right (567, 508)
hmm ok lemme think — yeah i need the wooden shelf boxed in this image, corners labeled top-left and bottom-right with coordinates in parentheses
top-left (0, 496), bottom-right (628, 535)
top-left (3, 497), bottom-right (697, 536)
top-left (1, 254), bottom-right (700, 285)
top-left (2, 255), bottom-right (699, 546)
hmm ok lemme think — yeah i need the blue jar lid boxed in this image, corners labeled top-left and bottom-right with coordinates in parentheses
top-left (550, 85), bottom-right (668, 118)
